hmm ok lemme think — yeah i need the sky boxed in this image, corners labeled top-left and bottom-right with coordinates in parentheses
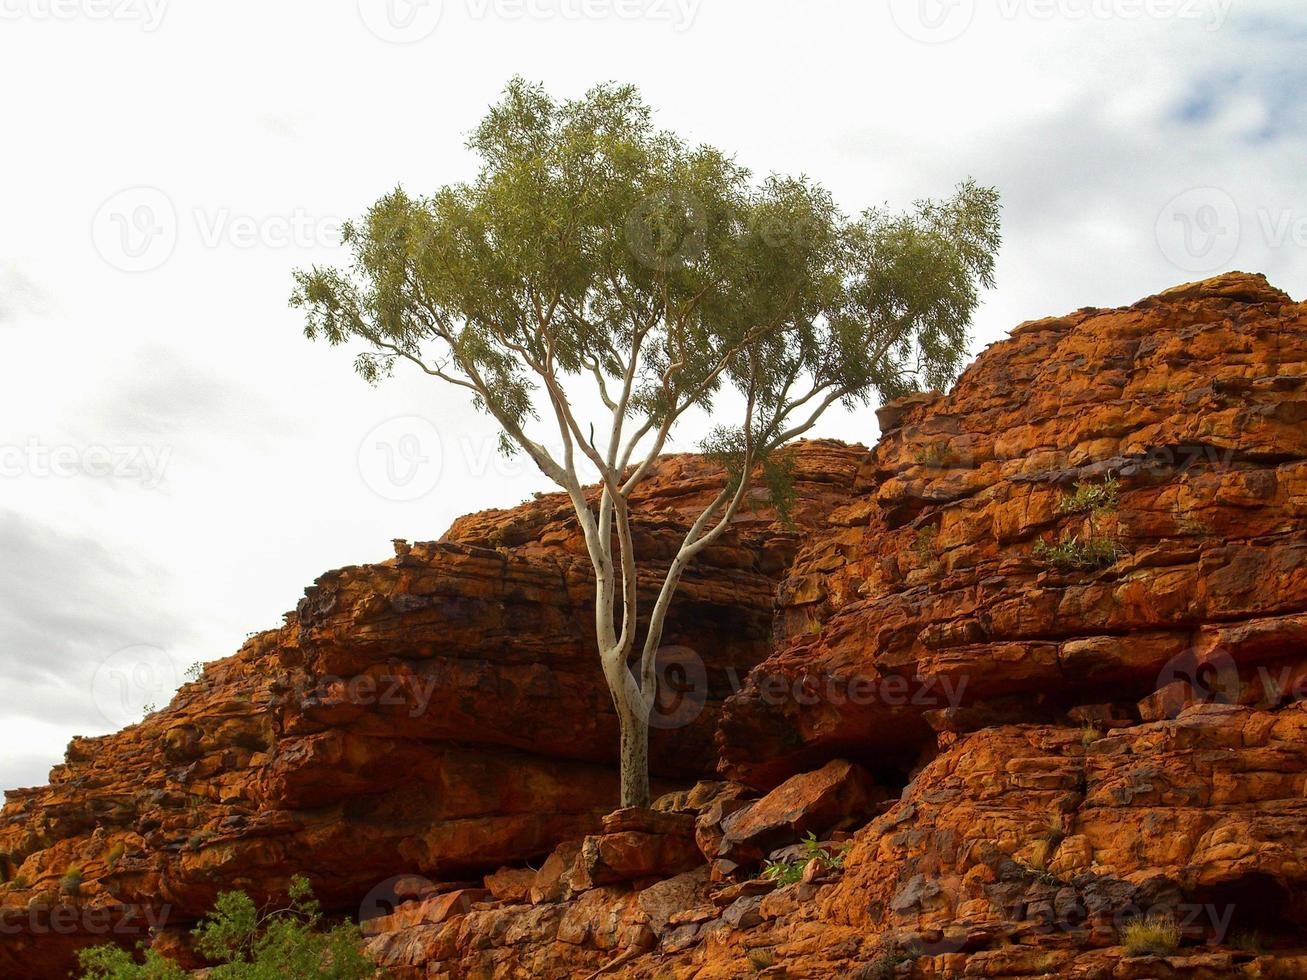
top-left (1, 0), bottom-right (1304, 790)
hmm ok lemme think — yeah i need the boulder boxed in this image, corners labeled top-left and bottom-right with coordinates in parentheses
top-left (717, 759), bottom-right (879, 865)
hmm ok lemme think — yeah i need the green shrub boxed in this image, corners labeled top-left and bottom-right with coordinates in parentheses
top-left (1121, 914), bottom-right (1181, 957)
top-left (1057, 476), bottom-right (1120, 515)
top-left (762, 833), bottom-right (851, 885)
top-left (911, 526), bottom-right (941, 567)
top-left (61, 866), bottom-right (83, 897)
top-left (78, 875), bottom-right (372, 979)
top-left (913, 443), bottom-right (952, 468)
top-left (1032, 533), bottom-right (1118, 571)
top-left (77, 946), bottom-right (187, 980)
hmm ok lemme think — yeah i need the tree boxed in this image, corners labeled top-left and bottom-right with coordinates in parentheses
top-left (291, 77), bottom-right (1000, 808)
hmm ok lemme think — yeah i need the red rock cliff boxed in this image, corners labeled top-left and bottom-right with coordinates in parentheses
top-left (0, 443), bottom-right (864, 977)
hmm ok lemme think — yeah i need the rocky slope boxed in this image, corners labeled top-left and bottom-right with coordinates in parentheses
top-left (4, 272), bottom-right (1307, 979)
top-left (360, 273), bottom-right (1307, 979)
top-left (0, 444), bottom-right (865, 977)
top-left (722, 271), bottom-right (1307, 789)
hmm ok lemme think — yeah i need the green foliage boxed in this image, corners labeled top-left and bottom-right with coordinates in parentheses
top-left (292, 75), bottom-right (1000, 478)
top-left (911, 525), bottom-right (940, 566)
top-left (77, 945), bottom-right (187, 980)
top-left (185, 662), bottom-right (204, 681)
top-left (78, 876), bottom-right (372, 980)
top-left (105, 843), bottom-right (127, 869)
top-left (1032, 533), bottom-right (1118, 571)
top-left (913, 442), bottom-right (952, 468)
top-left (1080, 724), bottom-right (1100, 747)
top-left (760, 856), bottom-right (806, 886)
top-left (61, 865), bottom-right (83, 897)
top-left (761, 832), bottom-right (851, 885)
top-left (1121, 914), bottom-right (1181, 957)
top-left (1057, 476), bottom-right (1120, 515)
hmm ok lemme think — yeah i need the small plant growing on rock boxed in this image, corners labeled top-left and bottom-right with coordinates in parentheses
top-left (1047, 812), bottom-right (1067, 842)
top-left (1033, 533), bottom-right (1118, 571)
top-left (60, 865), bottom-right (83, 897)
top-left (1080, 724), bottom-right (1100, 746)
top-left (1057, 476), bottom-right (1120, 515)
top-left (104, 843), bottom-right (126, 870)
top-left (913, 443), bottom-right (952, 468)
top-left (761, 833), bottom-right (851, 885)
top-left (1121, 914), bottom-right (1181, 957)
top-left (185, 662), bottom-right (204, 682)
top-left (747, 947), bottom-right (777, 970)
top-left (911, 526), bottom-right (942, 569)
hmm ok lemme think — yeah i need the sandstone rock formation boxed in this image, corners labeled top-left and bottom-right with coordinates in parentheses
top-left (5, 272), bottom-right (1307, 979)
top-left (721, 271), bottom-right (1307, 790)
top-left (361, 273), bottom-right (1307, 978)
top-left (0, 444), bottom-right (864, 977)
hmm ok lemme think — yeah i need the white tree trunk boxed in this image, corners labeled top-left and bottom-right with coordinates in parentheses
top-left (604, 655), bottom-right (653, 808)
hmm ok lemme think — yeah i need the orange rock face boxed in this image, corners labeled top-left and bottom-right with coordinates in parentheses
top-left (7, 273), bottom-right (1307, 979)
top-left (0, 443), bottom-right (864, 978)
top-left (361, 274), bottom-right (1307, 979)
top-left (720, 271), bottom-right (1307, 790)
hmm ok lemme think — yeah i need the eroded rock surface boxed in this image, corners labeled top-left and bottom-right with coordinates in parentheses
top-left (0, 443), bottom-right (863, 978)
top-left (721, 271), bottom-right (1307, 789)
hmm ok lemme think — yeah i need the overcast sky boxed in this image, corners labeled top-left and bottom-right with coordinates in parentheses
top-left (1, 0), bottom-right (1304, 790)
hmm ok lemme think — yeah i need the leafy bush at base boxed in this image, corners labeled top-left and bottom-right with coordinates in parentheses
top-left (78, 875), bottom-right (373, 980)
